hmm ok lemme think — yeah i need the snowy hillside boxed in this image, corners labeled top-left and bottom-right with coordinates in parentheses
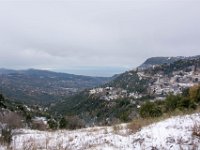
top-left (1, 113), bottom-right (200, 150)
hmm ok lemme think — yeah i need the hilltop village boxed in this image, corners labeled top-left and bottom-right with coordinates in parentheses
top-left (89, 65), bottom-right (200, 101)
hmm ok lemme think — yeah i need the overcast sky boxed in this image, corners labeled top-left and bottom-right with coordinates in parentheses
top-left (0, 0), bottom-right (199, 76)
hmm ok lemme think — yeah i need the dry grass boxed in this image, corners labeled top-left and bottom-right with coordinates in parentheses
top-left (45, 135), bottom-right (50, 149)
top-left (112, 125), bottom-right (122, 134)
top-left (103, 127), bottom-right (109, 134)
top-left (127, 117), bottom-right (163, 133)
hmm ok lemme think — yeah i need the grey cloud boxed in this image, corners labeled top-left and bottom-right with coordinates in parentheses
top-left (0, 0), bottom-right (200, 76)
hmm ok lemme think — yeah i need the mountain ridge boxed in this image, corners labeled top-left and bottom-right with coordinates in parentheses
top-left (139, 55), bottom-right (200, 70)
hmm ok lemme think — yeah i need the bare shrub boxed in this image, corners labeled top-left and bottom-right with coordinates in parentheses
top-left (192, 123), bottom-right (200, 137)
top-left (128, 119), bottom-right (149, 133)
top-left (128, 116), bottom-right (167, 133)
top-left (0, 127), bottom-right (12, 145)
top-left (113, 125), bottom-right (122, 134)
top-left (104, 128), bottom-right (108, 134)
top-left (0, 111), bottom-right (23, 145)
top-left (0, 111), bottom-right (23, 129)
top-left (191, 142), bottom-right (199, 150)
top-left (65, 116), bottom-right (85, 130)
top-left (32, 121), bottom-right (47, 131)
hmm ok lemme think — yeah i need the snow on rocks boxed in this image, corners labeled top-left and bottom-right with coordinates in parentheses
top-left (8, 113), bottom-right (200, 150)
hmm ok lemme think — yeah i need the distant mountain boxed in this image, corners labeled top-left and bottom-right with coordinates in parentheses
top-left (139, 55), bottom-right (200, 70)
top-left (0, 69), bottom-right (112, 105)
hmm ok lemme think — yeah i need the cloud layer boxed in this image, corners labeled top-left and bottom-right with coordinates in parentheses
top-left (0, 0), bottom-right (200, 76)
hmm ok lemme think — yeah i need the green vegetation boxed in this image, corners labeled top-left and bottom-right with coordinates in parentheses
top-left (108, 70), bottom-right (149, 93)
top-left (51, 91), bottom-right (139, 126)
top-left (139, 85), bottom-right (200, 119)
top-left (48, 119), bottom-right (58, 130)
top-left (128, 85), bottom-right (200, 133)
top-left (139, 101), bottom-right (162, 118)
top-left (140, 57), bottom-right (179, 68)
top-left (0, 94), bottom-right (53, 131)
top-left (0, 127), bottom-right (12, 144)
top-left (144, 58), bottom-right (200, 76)
top-left (52, 84), bottom-right (200, 127)
top-left (189, 84), bottom-right (200, 102)
top-left (59, 117), bottom-right (67, 129)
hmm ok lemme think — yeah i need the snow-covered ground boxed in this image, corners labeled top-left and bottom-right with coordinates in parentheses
top-left (2, 113), bottom-right (200, 150)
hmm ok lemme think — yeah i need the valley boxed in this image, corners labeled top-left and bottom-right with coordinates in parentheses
top-left (0, 69), bottom-right (112, 105)
top-left (0, 55), bottom-right (200, 150)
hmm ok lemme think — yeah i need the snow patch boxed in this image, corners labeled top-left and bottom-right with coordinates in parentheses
top-left (7, 113), bottom-right (200, 150)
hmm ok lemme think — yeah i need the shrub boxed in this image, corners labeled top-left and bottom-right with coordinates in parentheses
top-left (0, 94), bottom-right (5, 102)
top-left (26, 114), bottom-right (32, 123)
top-left (0, 127), bottom-right (12, 144)
top-left (192, 123), bottom-right (200, 137)
top-left (65, 116), bottom-right (85, 130)
top-left (164, 94), bottom-right (197, 112)
top-left (177, 97), bottom-right (197, 110)
top-left (118, 111), bottom-right (130, 122)
top-left (182, 88), bottom-right (189, 97)
top-left (32, 121), bottom-right (47, 131)
top-left (0, 111), bottom-right (23, 129)
top-left (165, 94), bottom-right (181, 112)
top-left (178, 97), bottom-right (190, 109)
top-left (119, 99), bottom-right (130, 107)
top-left (0, 94), bottom-right (6, 108)
top-left (59, 117), bottom-right (67, 129)
top-left (189, 84), bottom-right (200, 102)
top-left (139, 101), bottom-right (162, 118)
top-left (47, 119), bottom-right (58, 130)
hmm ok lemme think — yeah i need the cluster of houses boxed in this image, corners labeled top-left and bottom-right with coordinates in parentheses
top-left (89, 87), bottom-right (143, 101)
top-left (89, 65), bottom-right (200, 101)
top-left (147, 66), bottom-right (200, 98)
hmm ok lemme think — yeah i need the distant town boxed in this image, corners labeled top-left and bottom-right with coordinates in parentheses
top-left (89, 65), bottom-right (200, 101)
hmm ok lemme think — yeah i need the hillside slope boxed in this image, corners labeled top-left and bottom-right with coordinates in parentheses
top-left (52, 56), bottom-right (200, 125)
top-left (2, 113), bottom-right (199, 150)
